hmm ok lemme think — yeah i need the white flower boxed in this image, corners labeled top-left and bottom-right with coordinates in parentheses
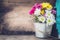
top-left (45, 10), bottom-right (51, 17)
top-left (34, 8), bottom-right (41, 16)
top-left (45, 10), bottom-right (55, 19)
top-left (46, 18), bottom-right (56, 25)
top-left (45, 13), bottom-right (54, 17)
top-left (50, 14), bottom-right (55, 19)
top-left (38, 16), bottom-right (46, 23)
top-left (45, 10), bottom-right (51, 13)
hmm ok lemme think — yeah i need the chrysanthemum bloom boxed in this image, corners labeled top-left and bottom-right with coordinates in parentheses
top-left (46, 5), bottom-right (52, 10)
top-left (46, 18), bottom-right (56, 25)
top-left (34, 8), bottom-right (41, 16)
top-left (41, 2), bottom-right (52, 10)
top-left (33, 3), bottom-right (42, 9)
top-left (29, 7), bottom-right (36, 15)
top-left (38, 16), bottom-right (45, 23)
top-left (51, 10), bottom-right (56, 14)
top-left (40, 10), bottom-right (45, 15)
top-left (45, 10), bottom-right (55, 19)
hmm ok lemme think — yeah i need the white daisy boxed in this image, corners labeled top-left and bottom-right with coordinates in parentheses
top-left (45, 10), bottom-right (51, 14)
top-left (38, 16), bottom-right (46, 23)
top-left (45, 10), bottom-right (55, 19)
top-left (34, 8), bottom-right (41, 16)
top-left (50, 14), bottom-right (55, 19)
top-left (46, 18), bottom-right (56, 25)
top-left (45, 13), bottom-right (55, 19)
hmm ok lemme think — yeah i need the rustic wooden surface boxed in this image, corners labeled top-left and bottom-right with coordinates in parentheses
top-left (0, 35), bottom-right (53, 40)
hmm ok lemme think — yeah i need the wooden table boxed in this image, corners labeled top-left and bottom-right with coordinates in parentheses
top-left (0, 35), bottom-right (58, 40)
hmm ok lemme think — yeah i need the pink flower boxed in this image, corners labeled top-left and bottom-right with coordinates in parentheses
top-left (37, 4), bottom-right (42, 9)
top-left (29, 3), bottom-right (38, 15)
top-left (51, 10), bottom-right (56, 14)
top-left (33, 3), bottom-right (42, 9)
top-left (29, 3), bottom-right (42, 15)
top-left (29, 7), bottom-right (36, 15)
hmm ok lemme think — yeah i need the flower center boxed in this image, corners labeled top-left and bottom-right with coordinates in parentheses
top-left (48, 13), bottom-right (50, 16)
top-left (41, 18), bottom-right (44, 21)
top-left (48, 20), bottom-right (51, 22)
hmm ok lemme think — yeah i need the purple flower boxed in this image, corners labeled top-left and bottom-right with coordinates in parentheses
top-left (52, 10), bottom-right (56, 14)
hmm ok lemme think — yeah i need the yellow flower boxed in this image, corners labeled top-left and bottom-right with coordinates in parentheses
top-left (42, 3), bottom-right (49, 8)
top-left (46, 5), bottom-right (52, 10)
top-left (40, 10), bottom-right (45, 15)
top-left (41, 2), bottom-right (52, 10)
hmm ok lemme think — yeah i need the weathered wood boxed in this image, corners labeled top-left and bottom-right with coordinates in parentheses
top-left (0, 35), bottom-right (53, 40)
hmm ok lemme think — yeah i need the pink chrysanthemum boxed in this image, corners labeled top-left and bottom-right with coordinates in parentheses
top-left (29, 3), bottom-right (42, 15)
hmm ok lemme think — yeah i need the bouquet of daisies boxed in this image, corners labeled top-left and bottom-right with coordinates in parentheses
top-left (29, 2), bottom-right (56, 25)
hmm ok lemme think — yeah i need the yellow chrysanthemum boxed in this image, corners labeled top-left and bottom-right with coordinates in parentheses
top-left (46, 5), bottom-right (52, 10)
top-left (40, 10), bottom-right (45, 15)
top-left (41, 3), bottom-right (49, 8)
top-left (41, 2), bottom-right (52, 10)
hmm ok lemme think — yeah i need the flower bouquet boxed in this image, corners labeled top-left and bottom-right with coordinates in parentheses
top-left (29, 2), bottom-right (56, 38)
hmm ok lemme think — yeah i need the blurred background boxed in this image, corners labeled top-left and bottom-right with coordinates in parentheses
top-left (0, 0), bottom-right (56, 35)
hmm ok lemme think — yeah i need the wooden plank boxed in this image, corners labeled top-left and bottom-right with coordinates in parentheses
top-left (0, 35), bottom-right (53, 40)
